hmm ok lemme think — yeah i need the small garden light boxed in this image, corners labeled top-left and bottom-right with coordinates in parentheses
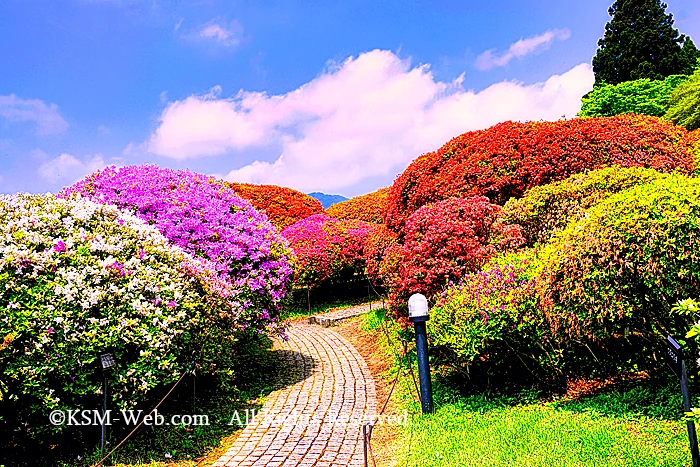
top-left (98, 351), bottom-right (117, 458)
top-left (408, 293), bottom-right (433, 414)
top-left (99, 352), bottom-right (116, 371)
top-left (408, 293), bottom-right (429, 320)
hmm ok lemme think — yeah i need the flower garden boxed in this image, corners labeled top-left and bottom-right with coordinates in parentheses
top-left (3, 112), bottom-right (700, 465)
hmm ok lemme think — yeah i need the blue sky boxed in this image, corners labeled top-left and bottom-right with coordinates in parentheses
top-left (1, 0), bottom-right (699, 197)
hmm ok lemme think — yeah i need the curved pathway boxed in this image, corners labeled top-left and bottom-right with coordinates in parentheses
top-left (213, 324), bottom-right (377, 467)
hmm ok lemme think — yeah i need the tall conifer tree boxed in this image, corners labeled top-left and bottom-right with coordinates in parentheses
top-left (592, 0), bottom-right (700, 86)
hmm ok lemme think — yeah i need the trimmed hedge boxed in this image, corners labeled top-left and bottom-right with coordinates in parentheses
top-left (501, 166), bottom-right (667, 246)
top-left (385, 115), bottom-right (697, 234)
top-left (578, 75), bottom-right (688, 118)
top-left (227, 182), bottom-right (325, 230)
top-left (538, 174), bottom-right (700, 341)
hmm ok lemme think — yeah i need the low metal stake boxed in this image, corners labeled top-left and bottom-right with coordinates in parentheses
top-left (362, 422), bottom-right (372, 467)
top-left (667, 336), bottom-right (700, 467)
top-left (101, 374), bottom-right (107, 458)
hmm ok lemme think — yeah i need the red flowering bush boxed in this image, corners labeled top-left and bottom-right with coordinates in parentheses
top-left (384, 197), bottom-right (525, 320)
top-left (385, 115), bottom-right (697, 234)
top-left (326, 187), bottom-right (390, 224)
top-left (364, 224), bottom-right (399, 285)
top-left (228, 182), bottom-right (324, 230)
top-left (281, 215), bottom-right (376, 289)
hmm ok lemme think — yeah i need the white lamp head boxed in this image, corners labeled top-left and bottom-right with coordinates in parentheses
top-left (408, 293), bottom-right (429, 319)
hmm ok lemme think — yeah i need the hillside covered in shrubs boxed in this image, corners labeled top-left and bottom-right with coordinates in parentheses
top-left (227, 182), bottom-right (324, 230)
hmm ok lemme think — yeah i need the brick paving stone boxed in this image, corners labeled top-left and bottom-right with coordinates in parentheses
top-left (214, 324), bottom-right (376, 466)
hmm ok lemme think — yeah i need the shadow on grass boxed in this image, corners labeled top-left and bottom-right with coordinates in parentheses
top-left (426, 367), bottom-right (688, 423)
top-left (281, 278), bottom-right (385, 320)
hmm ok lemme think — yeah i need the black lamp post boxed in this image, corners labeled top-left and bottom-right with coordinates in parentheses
top-left (98, 351), bottom-right (116, 459)
top-left (408, 293), bottom-right (434, 414)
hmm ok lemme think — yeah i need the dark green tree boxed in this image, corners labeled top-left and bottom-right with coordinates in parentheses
top-left (592, 0), bottom-right (700, 86)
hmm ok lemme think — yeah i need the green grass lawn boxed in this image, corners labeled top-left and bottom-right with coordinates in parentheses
top-left (396, 399), bottom-right (688, 467)
top-left (360, 309), bottom-right (694, 467)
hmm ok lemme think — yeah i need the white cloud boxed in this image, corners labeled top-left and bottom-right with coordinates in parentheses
top-left (38, 153), bottom-right (108, 186)
top-left (196, 19), bottom-right (243, 47)
top-left (0, 94), bottom-right (69, 135)
top-left (476, 29), bottom-right (571, 70)
top-left (146, 49), bottom-right (593, 193)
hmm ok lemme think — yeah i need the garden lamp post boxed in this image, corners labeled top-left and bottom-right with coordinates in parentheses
top-left (99, 351), bottom-right (116, 459)
top-left (408, 293), bottom-right (434, 414)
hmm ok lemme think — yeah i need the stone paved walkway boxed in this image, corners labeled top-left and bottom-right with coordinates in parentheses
top-left (213, 324), bottom-right (377, 467)
top-left (308, 300), bottom-right (384, 327)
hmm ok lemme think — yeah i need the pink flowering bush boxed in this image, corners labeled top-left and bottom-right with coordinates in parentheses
top-left (430, 251), bottom-right (548, 370)
top-left (62, 165), bottom-right (293, 316)
top-left (281, 214), bottom-right (376, 289)
top-left (0, 195), bottom-right (278, 438)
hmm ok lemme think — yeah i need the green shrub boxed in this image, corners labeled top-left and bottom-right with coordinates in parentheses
top-left (538, 174), bottom-right (700, 342)
top-left (578, 75), bottom-right (688, 118)
top-left (502, 166), bottom-right (668, 246)
top-left (430, 250), bottom-right (551, 371)
top-left (0, 195), bottom-right (272, 438)
top-left (665, 67), bottom-right (700, 131)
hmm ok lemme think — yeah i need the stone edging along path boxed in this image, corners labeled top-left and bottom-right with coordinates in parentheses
top-left (213, 324), bottom-right (377, 467)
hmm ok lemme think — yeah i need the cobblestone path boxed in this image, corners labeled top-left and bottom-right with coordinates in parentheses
top-left (308, 301), bottom-right (384, 327)
top-left (213, 324), bottom-right (377, 467)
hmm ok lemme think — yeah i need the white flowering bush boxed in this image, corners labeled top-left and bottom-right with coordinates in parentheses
top-left (0, 194), bottom-right (274, 436)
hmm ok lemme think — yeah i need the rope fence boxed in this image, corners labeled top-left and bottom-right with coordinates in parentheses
top-left (362, 277), bottom-right (424, 467)
top-left (91, 358), bottom-right (197, 467)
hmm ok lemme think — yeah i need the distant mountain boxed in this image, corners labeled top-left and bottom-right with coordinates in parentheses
top-left (308, 192), bottom-right (349, 209)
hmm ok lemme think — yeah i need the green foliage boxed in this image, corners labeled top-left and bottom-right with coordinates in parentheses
top-left (538, 174), bottom-right (700, 342)
top-left (579, 75), bottom-right (688, 118)
top-left (665, 67), bottom-right (700, 131)
top-left (395, 392), bottom-right (688, 467)
top-left (430, 250), bottom-right (551, 371)
top-left (502, 166), bottom-right (667, 246)
top-left (592, 0), bottom-right (700, 86)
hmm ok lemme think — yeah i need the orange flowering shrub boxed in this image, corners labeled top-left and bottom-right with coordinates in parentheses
top-left (228, 183), bottom-right (324, 230)
top-left (364, 224), bottom-right (399, 285)
top-left (327, 187), bottom-right (390, 223)
top-left (385, 115), bottom-right (697, 234)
